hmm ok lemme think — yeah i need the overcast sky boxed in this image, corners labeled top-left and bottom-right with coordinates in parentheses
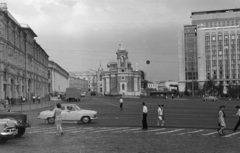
top-left (4, 0), bottom-right (240, 81)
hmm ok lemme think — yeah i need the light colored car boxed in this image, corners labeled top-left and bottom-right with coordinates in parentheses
top-left (81, 92), bottom-right (86, 97)
top-left (37, 104), bottom-right (97, 124)
top-left (203, 96), bottom-right (218, 101)
top-left (0, 119), bottom-right (18, 143)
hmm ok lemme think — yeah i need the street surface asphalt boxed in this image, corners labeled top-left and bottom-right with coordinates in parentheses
top-left (1, 96), bottom-right (240, 153)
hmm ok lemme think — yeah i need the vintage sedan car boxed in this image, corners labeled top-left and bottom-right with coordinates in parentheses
top-left (203, 96), bottom-right (218, 101)
top-left (0, 112), bottom-right (31, 137)
top-left (37, 104), bottom-right (97, 124)
top-left (81, 92), bottom-right (86, 97)
top-left (0, 119), bottom-right (18, 143)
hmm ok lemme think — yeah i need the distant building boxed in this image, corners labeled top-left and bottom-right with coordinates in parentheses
top-left (48, 60), bottom-right (69, 95)
top-left (0, 3), bottom-right (49, 100)
top-left (147, 81), bottom-right (158, 90)
top-left (68, 76), bottom-right (88, 92)
top-left (158, 81), bottom-right (178, 91)
top-left (100, 44), bottom-right (141, 96)
top-left (68, 71), bottom-right (95, 91)
top-left (178, 8), bottom-right (240, 93)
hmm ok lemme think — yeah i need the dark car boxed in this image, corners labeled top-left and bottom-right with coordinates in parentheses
top-left (0, 112), bottom-right (31, 137)
top-left (90, 91), bottom-right (96, 96)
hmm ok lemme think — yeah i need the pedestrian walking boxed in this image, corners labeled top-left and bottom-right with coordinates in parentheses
top-left (119, 97), bottom-right (123, 110)
top-left (161, 104), bottom-right (165, 126)
top-left (22, 97), bottom-right (26, 103)
top-left (5, 98), bottom-right (10, 112)
top-left (157, 105), bottom-right (165, 126)
top-left (38, 95), bottom-right (41, 104)
top-left (233, 105), bottom-right (240, 132)
top-left (218, 105), bottom-right (226, 136)
top-left (32, 95), bottom-right (36, 104)
top-left (142, 102), bottom-right (148, 130)
top-left (171, 93), bottom-right (174, 99)
top-left (54, 103), bottom-right (63, 136)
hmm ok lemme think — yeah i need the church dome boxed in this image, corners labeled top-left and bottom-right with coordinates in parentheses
top-left (98, 64), bottom-right (103, 71)
top-left (118, 44), bottom-right (126, 51)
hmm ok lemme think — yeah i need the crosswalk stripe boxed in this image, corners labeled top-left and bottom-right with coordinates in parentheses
top-left (91, 127), bottom-right (129, 133)
top-left (201, 131), bottom-right (218, 136)
top-left (27, 127), bottom-right (56, 132)
top-left (70, 128), bottom-right (95, 133)
top-left (134, 128), bottom-right (166, 133)
top-left (45, 127), bottom-right (77, 134)
top-left (178, 130), bottom-right (203, 135)
top-left (112, 128), bottom-right (141, 133)
top-left (156, 129), bottom-right (184, 134)
top-left (223, 131), bottom-right (240, 138)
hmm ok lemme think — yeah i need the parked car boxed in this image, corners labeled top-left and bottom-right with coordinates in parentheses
top-left (203, 96), bottom-right (218, 101)
top-left (0, 112), bottom-right (31, 137)
top-left (81, 92), bottom-right (86, 97)
top-left (0, 119), bottom-right (18, 143)
top-left (90, 91), bottom-right (96, 96)
top-left (37, 104), bottom-right (97, 124)
top-left (66, 87), bottom-right (81, 101)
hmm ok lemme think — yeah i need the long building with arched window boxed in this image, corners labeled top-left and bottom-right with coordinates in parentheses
top-left (0, 4), bottom-right (49, 101)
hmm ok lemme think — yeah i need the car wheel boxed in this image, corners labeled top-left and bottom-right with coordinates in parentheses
top-left (15, 128), bottom-right (26, 137)
top-left (82, 116), bottom-right (91, 123)
top-left (0, 137), bottom-right (8, 143)
top-left (47, 117), bottom-right (55, 124)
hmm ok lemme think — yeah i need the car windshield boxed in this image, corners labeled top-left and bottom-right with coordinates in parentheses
top-left (75, 105), bottom-right (81, 111)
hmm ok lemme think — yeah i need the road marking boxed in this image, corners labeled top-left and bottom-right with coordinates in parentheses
top-left (223, 131), bottom-right (240, 138)
top-left (112, 128), bottom-right (141, 133)
top-left (201, 131), bottom-right (218, 136)
top-left (134, 128), bottom-right (166, 133)
top-left (45, 127), bottom-right (77, 134)
top-left (91, 127), bottom-right (129, 133)
top-left (92, 98), bottom-right (119, 107)
top-left (178, 130), bottom-right (203, 135)
top-left (27, 127), bottom-right (59, 133)
top-left (155, 129), bottom-right (184, 135)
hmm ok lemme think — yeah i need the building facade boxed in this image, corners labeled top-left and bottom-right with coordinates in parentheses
top-left (100, 45), bottom-right (141, 96)
top-left (48, 60), bottom-right (69, 95)
top-left (0, 4), bottom-right (49, 101)
top-left (179, 8), bottom-right (240, 93)
top-left (68, 71), bottom-right (95, 91)
top-left (68, 76), bottom-right (88, 92)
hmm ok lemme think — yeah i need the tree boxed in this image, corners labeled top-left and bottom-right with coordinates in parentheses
top-left (202, 79), bottom-right (218, 96)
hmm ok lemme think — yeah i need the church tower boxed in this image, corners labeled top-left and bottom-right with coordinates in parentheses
top-left (116, 44), bottom-right (129, 73)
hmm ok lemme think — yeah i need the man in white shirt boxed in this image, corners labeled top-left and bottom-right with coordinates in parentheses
top-left (142, 102), bottom-right (148, 130)
top-left (119, 98), bottom-right (123, 111)
top-left (233, 105), bottom-right (240, 132)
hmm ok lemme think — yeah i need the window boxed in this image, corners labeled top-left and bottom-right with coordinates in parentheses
top-left (122, 84), bottom-right (125, 90)
top-left (121, 77), bottom-right (125, 80)
top-left (122, 70), bottom-right (124, 72)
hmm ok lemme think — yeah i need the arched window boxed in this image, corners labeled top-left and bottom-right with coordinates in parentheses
top-left (120, 56), bottom-right (125, 67)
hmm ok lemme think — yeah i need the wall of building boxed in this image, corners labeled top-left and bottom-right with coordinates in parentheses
top-left (0, 5), bottom-right (49, 101)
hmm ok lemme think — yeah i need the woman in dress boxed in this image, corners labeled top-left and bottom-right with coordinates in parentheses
top-left (54, 103), bottom-right (63, 136)
top-left (218, 105), bottom-right (226, 136)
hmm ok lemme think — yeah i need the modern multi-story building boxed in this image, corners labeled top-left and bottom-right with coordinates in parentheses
top-left (0, 3), bottom-right (49, 101)
top-left (179, 8), bottom-right (240, 94)
top-left (48, 60), bottom-right (69, 95)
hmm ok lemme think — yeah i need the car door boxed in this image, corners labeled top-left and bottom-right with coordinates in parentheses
top-left (60, 106), bottom-right (67, 121)
top-left (65, 106), bottom-right (79, 121)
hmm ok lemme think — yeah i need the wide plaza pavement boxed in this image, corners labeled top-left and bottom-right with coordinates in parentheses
top-left (2, 96), bottom-right (240, 152)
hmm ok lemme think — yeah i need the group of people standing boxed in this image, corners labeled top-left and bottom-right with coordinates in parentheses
top-left (32, 95), bottom-right (41, 104)
top-left (218, 105), bottom-right (240, 136)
